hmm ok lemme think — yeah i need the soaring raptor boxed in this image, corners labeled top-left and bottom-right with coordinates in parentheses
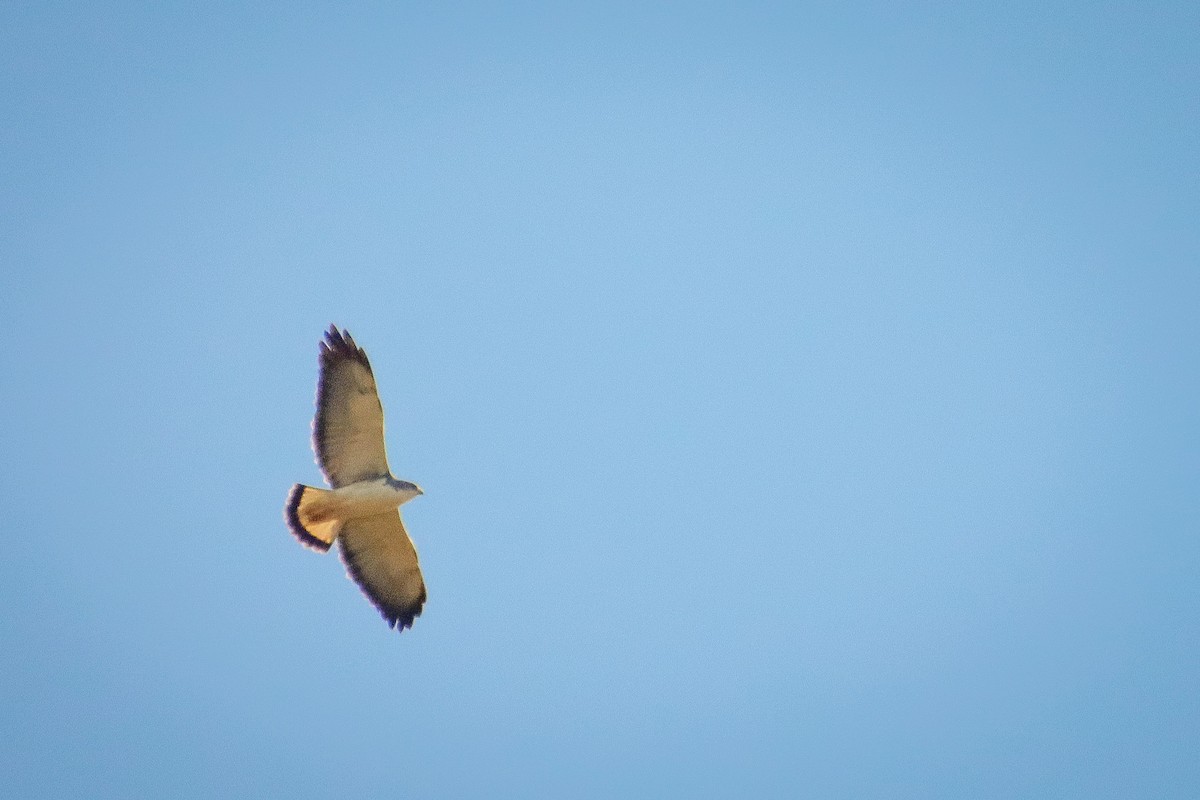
top-left (285, 325), bottom-right (426, 631)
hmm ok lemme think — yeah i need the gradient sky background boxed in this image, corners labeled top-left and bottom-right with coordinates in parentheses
top-left (2, 2), bottom-right (1197, 798)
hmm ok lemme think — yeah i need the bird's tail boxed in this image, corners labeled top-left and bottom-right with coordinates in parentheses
top-left (285, 484), bottom-right (343, 552)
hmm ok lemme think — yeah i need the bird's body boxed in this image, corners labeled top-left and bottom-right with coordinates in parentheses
top-left (297, 475), bottom-right (422, 525)
top-left (284, 325), bottom-right (426, 631)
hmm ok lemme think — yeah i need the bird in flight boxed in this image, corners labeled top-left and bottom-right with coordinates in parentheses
top-left (285, 325), bottom-right (427, 631)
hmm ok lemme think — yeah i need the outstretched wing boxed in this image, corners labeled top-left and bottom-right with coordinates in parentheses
top-left (338, 512), bottom-right (426, 630)
top-left (314, 325), bottom-right (390, 487)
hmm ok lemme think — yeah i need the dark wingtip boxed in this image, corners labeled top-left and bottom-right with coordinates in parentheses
top-left (382, 599), bottom-right (425, 632)
top-left (284, 484), bottom-right (332, 553)
top-left (319, 325), bottom-right (370, 369)
top-left (387, 582), bottom-right (426, 632)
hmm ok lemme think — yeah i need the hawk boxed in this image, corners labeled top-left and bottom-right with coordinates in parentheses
top-left (285, 325), bottom-right (427, 631)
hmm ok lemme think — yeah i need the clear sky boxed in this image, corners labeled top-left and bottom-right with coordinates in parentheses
top-left (2, 2), bottom-right (1197, 797)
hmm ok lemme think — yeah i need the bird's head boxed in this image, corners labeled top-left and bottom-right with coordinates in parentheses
top-left (389, 477), bottom-right (424, 505)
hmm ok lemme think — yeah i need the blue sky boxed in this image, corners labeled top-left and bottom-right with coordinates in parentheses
top-left (2, 2), bottom-right (1197, 797)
